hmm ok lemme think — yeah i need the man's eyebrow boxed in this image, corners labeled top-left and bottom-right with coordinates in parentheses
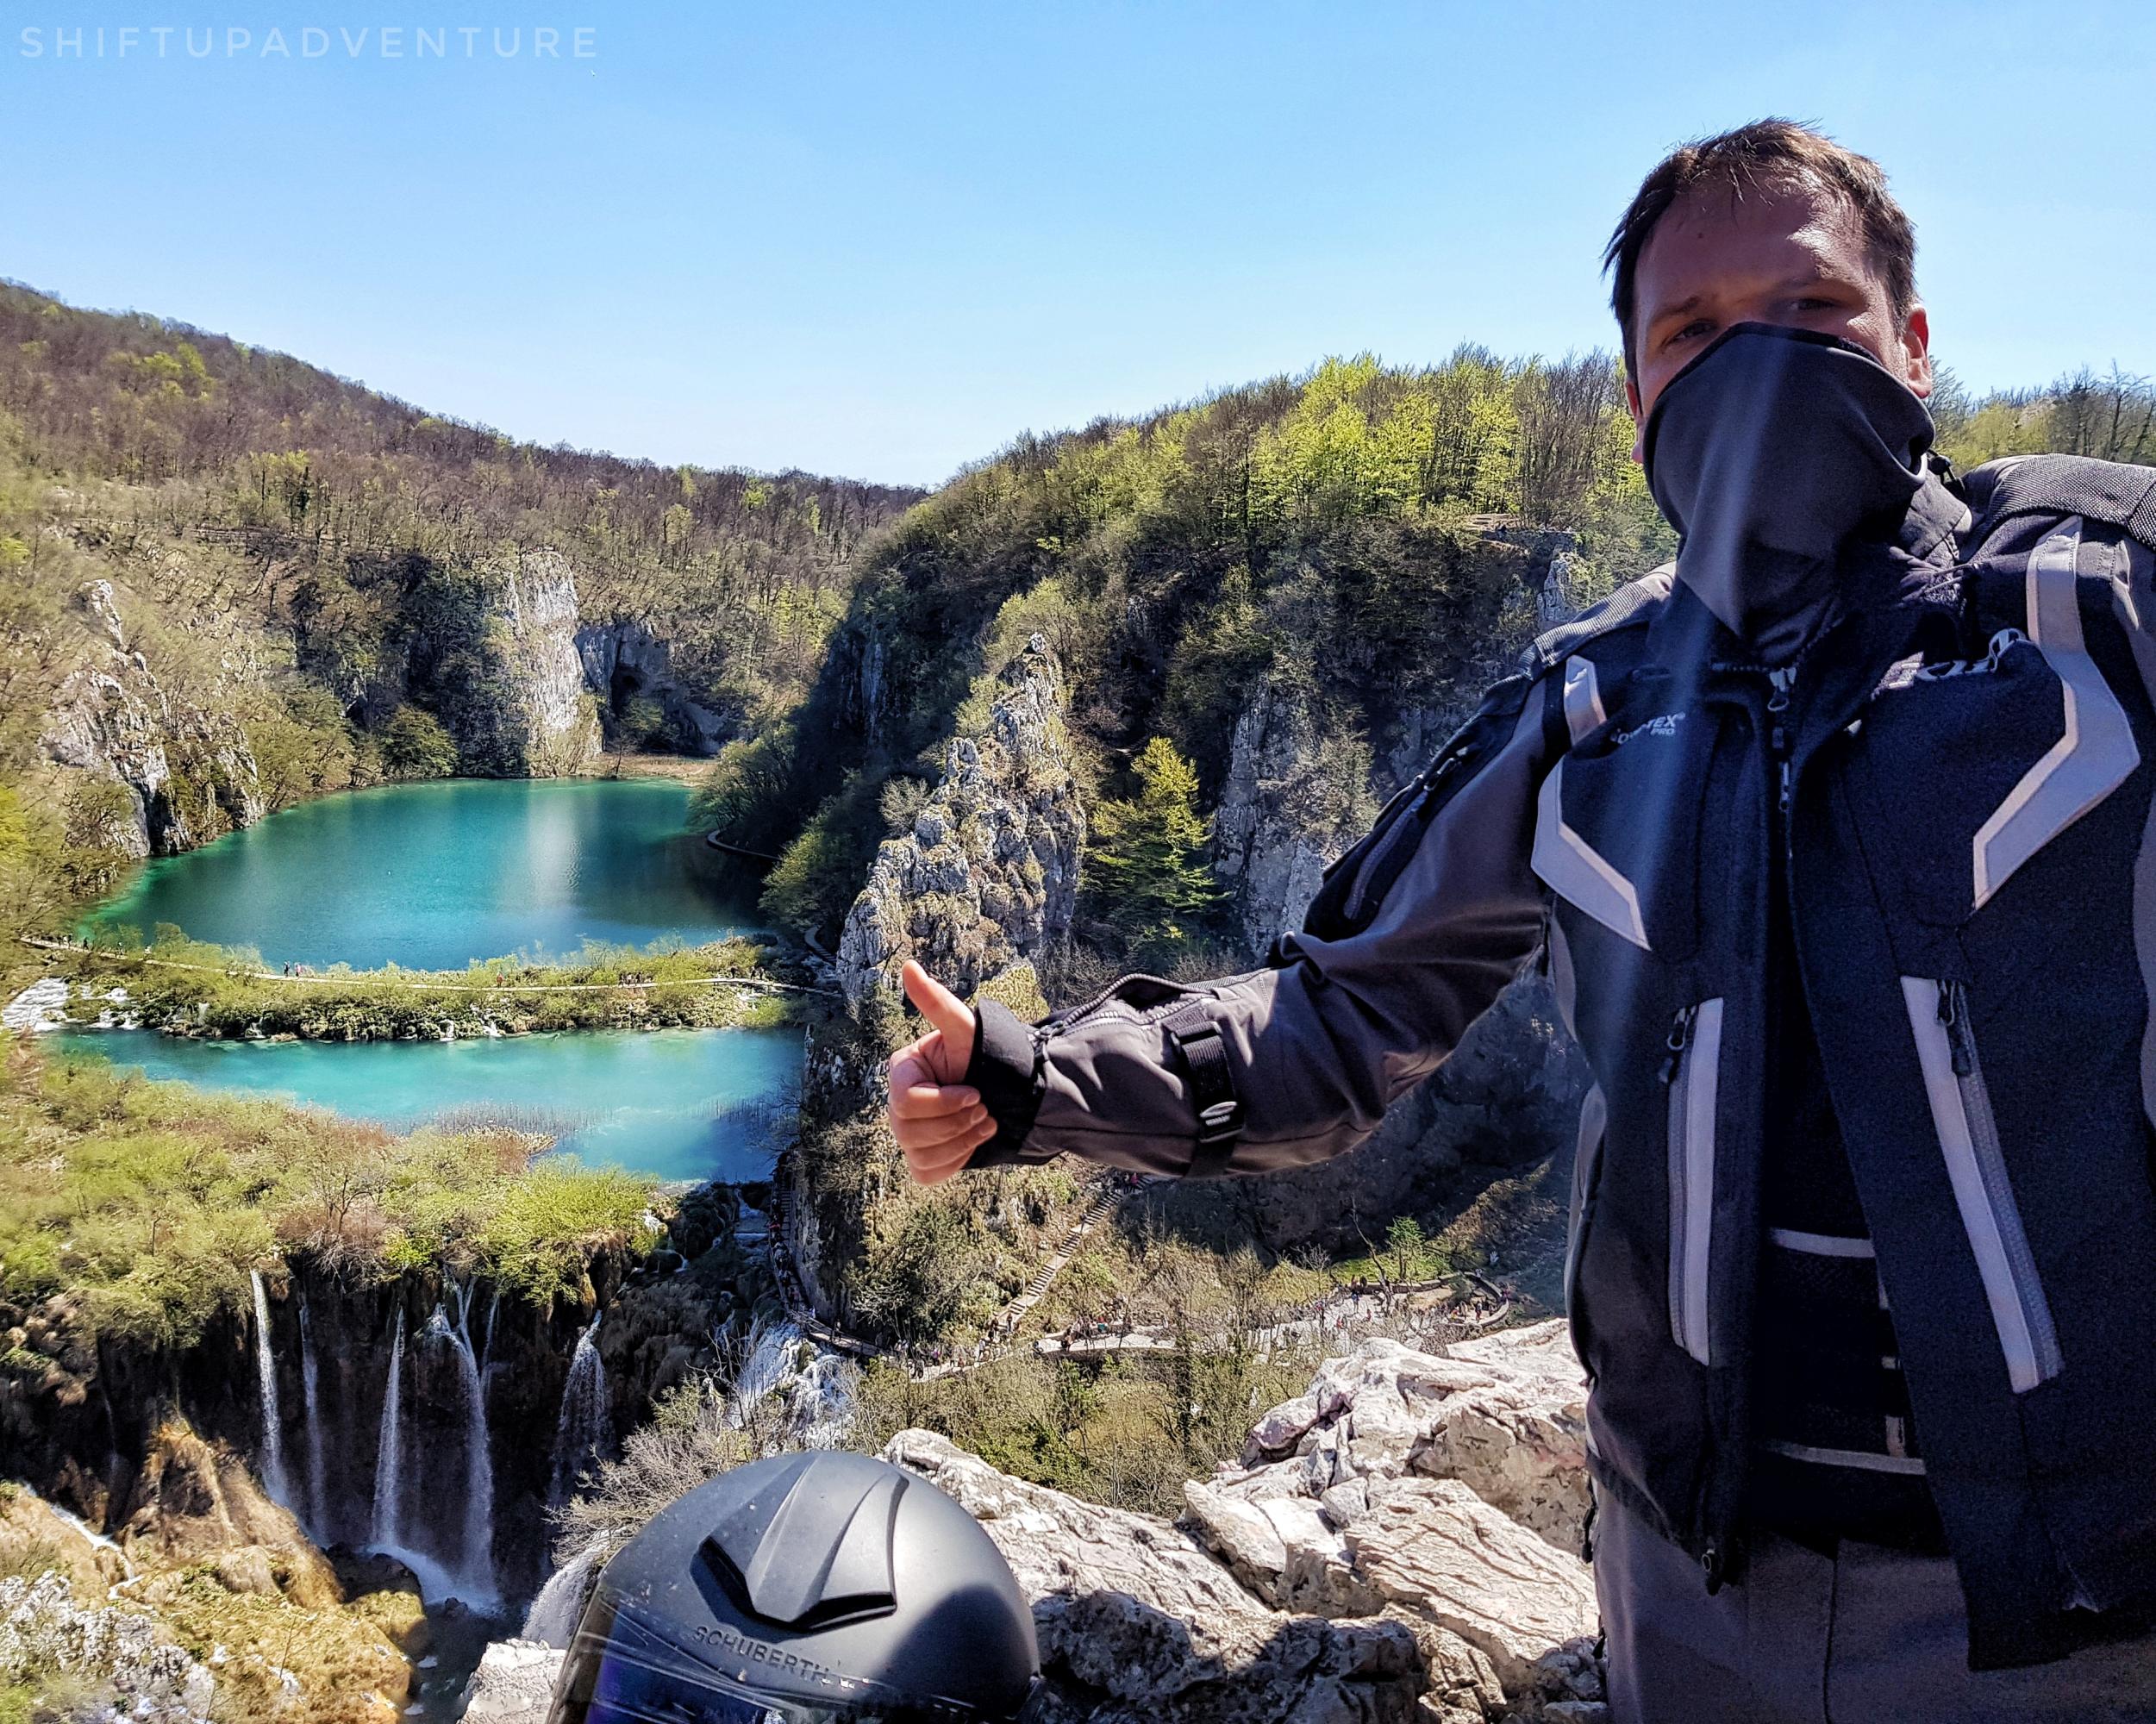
top-left (1644, 294), bottom-right (1703, 330)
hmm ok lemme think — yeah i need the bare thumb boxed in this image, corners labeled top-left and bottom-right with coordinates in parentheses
top-left (900, 959), bottom-right (976, 1053)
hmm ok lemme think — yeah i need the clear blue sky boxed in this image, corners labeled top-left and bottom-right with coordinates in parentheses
top-left (4, 2), bottom-right (2150, 487)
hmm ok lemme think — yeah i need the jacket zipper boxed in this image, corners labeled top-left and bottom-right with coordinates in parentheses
top-left (1766, 665), bottom-right (1797, 821)
top-left (1904, 977), bottom-right (2064, 1392)
top-left (1340, 750), bottom-right (1466, 923)
top-left (1660, 999), bottom-right (1722, 1367)
top-left (1046, 973), bottom-right (1207, 1034)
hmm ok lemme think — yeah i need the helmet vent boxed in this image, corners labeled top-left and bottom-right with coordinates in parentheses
top-left (698, 1452), bottom-right (904, 1629)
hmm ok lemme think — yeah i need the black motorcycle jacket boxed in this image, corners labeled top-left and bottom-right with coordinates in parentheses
top-left (962, 453), bottom-right (2156, 1671)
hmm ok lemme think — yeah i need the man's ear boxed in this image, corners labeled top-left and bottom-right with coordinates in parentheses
top-left (1899, 303), bottom-right (1934, 399)
top-left (1624, 372), bottom-right (1645, 464)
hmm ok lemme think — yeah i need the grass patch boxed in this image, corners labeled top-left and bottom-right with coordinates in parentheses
top-left (0, 1037), bottom-right (665, 1350)
top-left (47, 931), bottom-right (803, 1041)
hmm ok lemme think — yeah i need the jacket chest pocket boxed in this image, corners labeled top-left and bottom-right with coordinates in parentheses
top-left (1532, 695), bottom-right (1718, 960)
top-left (1853, 546), bottom-right (2140, 926)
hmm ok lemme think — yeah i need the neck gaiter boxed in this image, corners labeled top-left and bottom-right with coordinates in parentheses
top-left (1641, 322), bottom-right (1936, 663)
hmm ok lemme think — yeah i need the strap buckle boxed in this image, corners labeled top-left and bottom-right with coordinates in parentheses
top-left (1170, 1017), bottom-right (1243, 1172)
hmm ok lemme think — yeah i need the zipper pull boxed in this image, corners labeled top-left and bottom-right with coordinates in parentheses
top-left (1766, 666), bottom-right (1797, 817)
top-left (1701, 1538), bottom-right (1724, 1594)
top-left (1937, 980), bottom-right (1976, 1078)
top-left (1659, 1004), bottom-right (1697, 1085)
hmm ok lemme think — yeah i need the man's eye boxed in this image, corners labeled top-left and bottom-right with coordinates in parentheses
top-left (1665, 319), bottom-right (1712, 350)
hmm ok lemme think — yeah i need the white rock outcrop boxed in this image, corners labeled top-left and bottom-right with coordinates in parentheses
top-left (466, 1322), bottom-right (1607, 1724)
top-left (39, 579), bottom-right (266, 858)
top-left (1209, 678), bottom-right (1376, 956)
top-left (837, 636), bottom-right (1084, 1004)
top-left (0, 1572), bottom-right (216, 1724)
top-left (1182, 1322), bottom-right (1598, 1708)
top-left (460, 1640), bottom-right (562, 1724)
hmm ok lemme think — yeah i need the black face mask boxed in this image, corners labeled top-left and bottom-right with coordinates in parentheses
top-left (1640, 322), bottom-right (1936, 663)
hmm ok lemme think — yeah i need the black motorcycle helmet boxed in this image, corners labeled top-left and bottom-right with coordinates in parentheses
top-left (546, 1451), bottom-right (1040, 1724)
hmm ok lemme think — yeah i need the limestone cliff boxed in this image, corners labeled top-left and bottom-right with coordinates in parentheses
top-left (836, 635), bottom-right (1084, 1004)
top-left (494, 548), bottom-right (603, 775)
top-left (1211, 522), bottom-right (1581, 958)
top-left (374, 547), bottom-right (601, 777)
top-left (575, 617), bottom-right (740, 755)
top-left (38, 578), bottom-right (266, 858)
top-left (1209, 678), bottom-right (1377, 959)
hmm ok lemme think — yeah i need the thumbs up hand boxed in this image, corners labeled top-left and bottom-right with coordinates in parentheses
top-left (886, 959), bottom-right (996, 1184)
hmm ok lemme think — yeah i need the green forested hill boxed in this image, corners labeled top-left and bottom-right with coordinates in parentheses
top-left (698, 350), bottom-right (1663, 946)
top-left (0, 281), bottom-right (923, 943)
top-left (704, 347), bottom-right (2156, 957)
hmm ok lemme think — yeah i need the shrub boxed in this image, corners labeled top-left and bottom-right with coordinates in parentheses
top-left (377, 704), bottom-right (459, 779)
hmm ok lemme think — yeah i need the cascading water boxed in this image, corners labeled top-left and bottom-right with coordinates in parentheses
top-left (447, 1284), bottom-right (498, 1604)
top-left (727, 1315), bottom-right (802, 1423)
top-left (726, 1314), bottom-right (855, 1450)
top-left (249, 1271), bottom-right (292, 1510)
top-left (547, 1315), bottom-right (609, 1508)
top-left (521, 1539), bottom-right (605, 1648)
top-left (297, 1290), bottom-right (329, 1541)
top-left (371, 1305), bottom-right (406, 1550)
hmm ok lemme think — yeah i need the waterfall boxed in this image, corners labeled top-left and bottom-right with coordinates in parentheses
top-left (547, 1316), bottom-right (609, 1508)
top-left (727, 1315), bottom-right (802, 1425)
top-left (297, 1290), bottom-right (329, 1541)
top-left (522, 1538), bottom-right (605, 1647)
top-left (447, 1284), bottom-right (497, 1604)
top-left (725, 1315), bottom-right (854, 1450)
top-left (249, 1271), bottom-right (292, 1510)
top-left (371, 1305), bottom-right (406, 1550)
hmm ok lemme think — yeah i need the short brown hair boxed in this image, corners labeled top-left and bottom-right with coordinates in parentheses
top-left (1603, 118), bottom-right (1916, 372)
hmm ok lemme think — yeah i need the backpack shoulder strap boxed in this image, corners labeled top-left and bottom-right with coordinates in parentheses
top-left (1959, 453), bottom-right (2156, 553)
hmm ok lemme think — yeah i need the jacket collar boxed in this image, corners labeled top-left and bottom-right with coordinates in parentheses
top-left (1640, 459), bottom-right (1971, 678)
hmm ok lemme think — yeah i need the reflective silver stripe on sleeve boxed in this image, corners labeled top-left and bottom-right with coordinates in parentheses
top-left (1901, 976), bottom-right (2064, 1393)
top-left (1547, 913), bottom-right (1578, 1042)
top-left (2108, 534), bottom-right (2156, 1137)
top-left (1666, 997), bottom-right (1722, 1365)
top-left (1759, 1438), bottom-right (1927, 1476)
top-left (1766, 1227), bottom-right (1875, 1258)
top-left (1972, 520), bottom-right (2141, 909)
top-left (1562, 656), bottom-right (1608, 745)
top-left (1532, 759), bottom-right (1651, 950)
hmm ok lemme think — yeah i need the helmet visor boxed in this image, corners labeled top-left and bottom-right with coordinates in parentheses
top-left (547, 1601), bottom-right (1003, 1724)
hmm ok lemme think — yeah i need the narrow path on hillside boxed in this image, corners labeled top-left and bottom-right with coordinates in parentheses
top-left (760, 1164), bottom-right (1514, 1384)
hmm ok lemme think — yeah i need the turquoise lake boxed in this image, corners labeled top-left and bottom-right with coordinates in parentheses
top-left (56, 1026), bottom-right (798, 1184)
top-left (65, 778), bottom-right (801, 1182)
top-left (85, 777), bottom-right (752, 970)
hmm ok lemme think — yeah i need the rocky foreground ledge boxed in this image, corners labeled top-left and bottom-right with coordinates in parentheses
top-left (466, 1320), bottom-right (1605, 1724)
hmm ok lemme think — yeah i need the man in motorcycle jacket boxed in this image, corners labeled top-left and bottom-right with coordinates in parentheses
top-left (883, 119), bottom-right (2156, 1720)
